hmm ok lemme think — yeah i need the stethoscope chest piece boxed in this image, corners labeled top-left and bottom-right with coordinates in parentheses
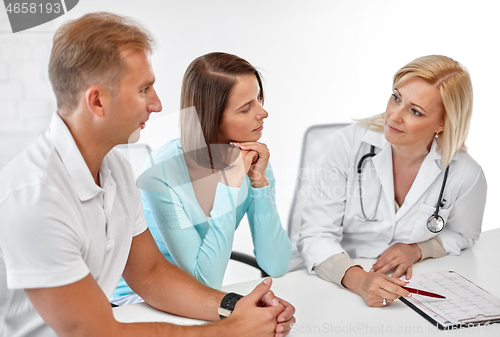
top-left (426, 166), bottom-right (450, 233)
top-left (427, 214), bottom-right (445, 233)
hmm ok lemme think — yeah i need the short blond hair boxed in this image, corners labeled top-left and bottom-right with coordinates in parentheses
top-left (358, 55), bottom-right (473, 168)
top-left (49, 12), bottom-right (155, 111)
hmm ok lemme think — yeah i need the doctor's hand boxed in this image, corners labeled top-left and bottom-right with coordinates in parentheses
top-left (341, 266), bottom-right (411, 307)
top-left (231, 142), bottom-right (269, 188)
top-left (371, 243), bottom-right (422, 280)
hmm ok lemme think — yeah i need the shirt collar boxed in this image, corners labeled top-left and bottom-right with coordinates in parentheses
top-left (49, 112), bottom-right (102, 201)
top-left (100, 155), bottom-right (112, 185)
top-left (360, 126), bottom-right (454, 170)
top-left (361, 127), bottom-right (389, 150)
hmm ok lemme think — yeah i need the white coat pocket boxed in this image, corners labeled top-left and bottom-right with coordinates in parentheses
top-left (409, 203), bottom-right (451, 242)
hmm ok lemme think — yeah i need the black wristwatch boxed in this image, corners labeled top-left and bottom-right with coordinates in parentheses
top-left (218, 292), bottom-right (243, 319)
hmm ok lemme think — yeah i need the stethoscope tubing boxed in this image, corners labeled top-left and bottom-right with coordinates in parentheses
top-left (356, 145), bottom-right (449, 232)
top-left (357, 145), bottom-right (381, 222)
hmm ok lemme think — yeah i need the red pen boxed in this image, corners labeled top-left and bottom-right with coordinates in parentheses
top-left (402, 286), bottom-right (446, 299)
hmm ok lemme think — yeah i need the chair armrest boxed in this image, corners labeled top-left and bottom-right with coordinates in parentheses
top-left (230, 251), bottom-right (269, 278)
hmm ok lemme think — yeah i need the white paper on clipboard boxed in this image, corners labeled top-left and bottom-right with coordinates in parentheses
top-left (400, 271), bottom-right (500, 329)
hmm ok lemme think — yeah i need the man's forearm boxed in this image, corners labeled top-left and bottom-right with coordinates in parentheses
top-left (127, 259), bottom-right (225, 321)
top-left (122, 229), bottom-right (225, 321)
top-left (113, 319), bottom-right (233, 337)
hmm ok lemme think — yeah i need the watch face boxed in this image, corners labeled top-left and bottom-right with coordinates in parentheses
top-left (218, 307), bottom-right (232, 318)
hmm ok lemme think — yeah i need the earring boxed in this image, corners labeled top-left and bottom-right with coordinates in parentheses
top-left (435, 131), bottom-right (440, 138)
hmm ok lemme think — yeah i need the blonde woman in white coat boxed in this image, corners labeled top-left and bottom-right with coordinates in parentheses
top-left (298, 55), bottom-right (487, 307)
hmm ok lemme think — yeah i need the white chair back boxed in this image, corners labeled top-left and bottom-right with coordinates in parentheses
top-left (287, 123), bottom-right (349, 271)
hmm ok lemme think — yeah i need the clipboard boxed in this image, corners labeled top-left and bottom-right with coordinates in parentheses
top-left (399, 271), bottom-right (500, 330)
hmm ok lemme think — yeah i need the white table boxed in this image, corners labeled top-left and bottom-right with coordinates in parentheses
top-left (113, 229), bottom-right (500, 336)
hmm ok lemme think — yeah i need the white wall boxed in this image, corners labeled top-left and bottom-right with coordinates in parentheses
top-left (1, 1), bottom-right (498, 283)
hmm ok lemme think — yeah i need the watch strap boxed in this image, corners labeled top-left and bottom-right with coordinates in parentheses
top-left (219, 292), bottom-right (243, 319)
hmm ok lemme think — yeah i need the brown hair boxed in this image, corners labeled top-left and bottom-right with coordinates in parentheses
top-left (179, 52), bottom-right (264, 169)
top-left (357, 55), bottom-right (473, 167)
top-left (49, 12), bottom-right (155, 111)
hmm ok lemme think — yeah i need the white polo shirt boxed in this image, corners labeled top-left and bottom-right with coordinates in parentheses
top-left (0, 113), bottom-right (148, 337)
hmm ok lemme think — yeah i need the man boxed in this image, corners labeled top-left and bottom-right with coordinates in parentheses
top-left (0, 12), bottom-right (295, 337)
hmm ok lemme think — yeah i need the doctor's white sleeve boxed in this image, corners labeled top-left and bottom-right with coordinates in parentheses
top-left (437, 161), bottom-right (487, 255)
top-left (297, 130), bottom-right (352, 273)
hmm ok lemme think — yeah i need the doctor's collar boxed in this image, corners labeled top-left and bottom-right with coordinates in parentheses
top-left (361, 127), bottom-right (456, 169)
top-left (429, 140), bottom-right (457, 169)
top-left (360, 128), bottom-right (387, 151)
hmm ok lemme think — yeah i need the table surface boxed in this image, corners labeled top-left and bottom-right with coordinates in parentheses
top-left (113, 228), bottom-right (500, 336)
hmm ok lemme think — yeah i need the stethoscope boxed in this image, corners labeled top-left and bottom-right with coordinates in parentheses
top-left (356, 145), bottom-right (449, 233)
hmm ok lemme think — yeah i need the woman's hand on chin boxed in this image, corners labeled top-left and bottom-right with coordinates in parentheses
top-left (231, 142), bottom-right (269, 188)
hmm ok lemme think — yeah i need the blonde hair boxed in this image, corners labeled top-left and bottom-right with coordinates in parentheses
top-left (358, 55), bottom-right (473, 168)
top-left (49, 12), bottom-right (155, 111)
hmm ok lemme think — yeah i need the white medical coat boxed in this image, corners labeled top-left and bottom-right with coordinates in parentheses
top-left (298, 124), bottom-right (487, 272)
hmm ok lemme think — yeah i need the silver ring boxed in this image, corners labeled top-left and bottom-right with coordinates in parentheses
top-left (382, 298), bottom-right (387, 306)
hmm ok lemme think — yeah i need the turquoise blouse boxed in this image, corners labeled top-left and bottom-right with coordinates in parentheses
top-left (113, 139), bottom-right (292, 298)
